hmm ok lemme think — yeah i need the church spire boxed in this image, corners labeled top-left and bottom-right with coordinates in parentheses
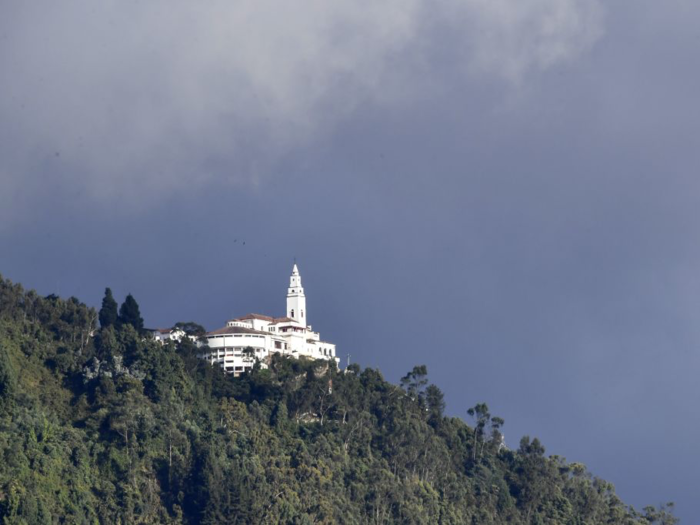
top-left (287, 263), bottom-right (306, 326)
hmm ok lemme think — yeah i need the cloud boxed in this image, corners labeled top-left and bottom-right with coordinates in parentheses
top-left (454, 0), bottom-right (604, 81)
top-left (0, 0), bottom-right (605, 218)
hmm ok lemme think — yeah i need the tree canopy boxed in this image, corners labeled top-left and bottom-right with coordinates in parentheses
top-left (174, 321), bottom-right (206, 337)
top-left (0, 275), bottom-right (680, 524)
top-left (118, 293), bottom-right (144, 332)
top-left (99, 287), bottom-right (118, 328)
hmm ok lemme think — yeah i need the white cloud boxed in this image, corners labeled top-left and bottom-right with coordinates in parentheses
top-left (455, 0), bottom-right (604, 81)
top-left (0, 0), bottom-right (605, 214)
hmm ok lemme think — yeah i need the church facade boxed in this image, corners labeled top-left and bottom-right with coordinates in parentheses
top-left (198, 264), bottom-right (338, 376)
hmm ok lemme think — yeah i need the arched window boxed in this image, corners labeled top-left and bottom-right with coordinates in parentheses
top-left (291, 309), bottom-right (295, 318)
top-left (301, 310), bottom-right (304, 318)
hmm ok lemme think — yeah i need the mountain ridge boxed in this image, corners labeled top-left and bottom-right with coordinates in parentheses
top-left (0, 275), bottom-right (678, 524)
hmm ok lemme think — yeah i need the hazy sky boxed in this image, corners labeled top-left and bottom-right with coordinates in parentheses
top-left (2, 0), bottom-right (699, 520)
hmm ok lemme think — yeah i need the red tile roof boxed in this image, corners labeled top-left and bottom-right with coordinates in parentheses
top-left (207, 325), bottom-right (270, 336)
top-left (272, 317), bottom-right (296, 324)
top-left (234, 313), bottom-right (274, 322)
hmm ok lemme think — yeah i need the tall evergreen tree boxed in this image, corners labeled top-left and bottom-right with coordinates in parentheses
top-left (98, 288), bottom-right (118, 328)
top-left (118, 293), bottom-right (144, 332)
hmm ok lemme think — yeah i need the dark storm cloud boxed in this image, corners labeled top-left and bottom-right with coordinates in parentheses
top-left (3, 0), bottom-right (700, 521)
top-left (0, 0), bottom-right (603, 226)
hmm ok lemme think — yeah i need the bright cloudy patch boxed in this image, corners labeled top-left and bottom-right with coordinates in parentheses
top-left (0, 0), bottom-right (605, 215)
top-left (457, 0), bottom-right (604, 81)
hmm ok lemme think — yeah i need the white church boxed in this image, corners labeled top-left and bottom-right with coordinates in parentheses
top-left (197, 264), bottom-right (338, 376)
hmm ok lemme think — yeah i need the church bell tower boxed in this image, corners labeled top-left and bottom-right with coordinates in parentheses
top-left (287, 263), bottom-right (307, 327)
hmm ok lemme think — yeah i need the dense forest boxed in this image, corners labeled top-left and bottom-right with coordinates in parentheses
top-left (0, 275), bottom-right (678, 524)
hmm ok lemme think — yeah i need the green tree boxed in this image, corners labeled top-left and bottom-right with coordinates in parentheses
top-left (99, 288), bottom-right (118, 328)
top-left (0, 345), bottom-right (17, 412)
top-left (466, 402), bottom-right (504, 463)
top-left (400, 365), bottom-right (429, 404)
top-left (643, 503), bottom-right (679, 525)
top-left (118, 294), bottom-right (144, 332)
top-left (425, 384), bottom-right (445, 422)
top-left (174, 321), bottom-right (206, 337)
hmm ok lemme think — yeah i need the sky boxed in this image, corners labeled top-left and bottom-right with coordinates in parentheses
top-left (1, 0), bottom-right (699, 520)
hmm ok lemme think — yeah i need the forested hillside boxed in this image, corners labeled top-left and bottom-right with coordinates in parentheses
top-left (0, 276), bottom-right (678, 524)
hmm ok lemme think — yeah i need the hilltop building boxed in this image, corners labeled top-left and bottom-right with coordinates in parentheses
top-left (151, 327), bottom-right (187, 343)
top-left (198, 264), bottom-right (338, 376)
